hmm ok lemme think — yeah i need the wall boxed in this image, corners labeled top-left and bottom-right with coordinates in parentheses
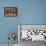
top-left (20, 0), bottom-right (46, 24)
top-left (0, 0), bottom-right (46, 44)
top-left (0, 0), bottom-right (20, 44)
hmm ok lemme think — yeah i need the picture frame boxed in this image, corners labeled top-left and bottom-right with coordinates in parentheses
top-left (4, 7), bottom-right (18, 17)
top-left (18, 24), bottom-right (46, 42)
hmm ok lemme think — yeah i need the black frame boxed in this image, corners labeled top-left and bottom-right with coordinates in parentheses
top-left (4, 7), bottom-right (18, 17)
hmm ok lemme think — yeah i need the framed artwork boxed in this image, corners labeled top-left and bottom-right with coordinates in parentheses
top-left (18, 24), bottom-right (46, 42)
top-left (4, 7), bottom-right (18, 17)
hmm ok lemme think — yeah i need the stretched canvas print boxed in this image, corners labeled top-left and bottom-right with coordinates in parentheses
top-left (4, 7), bottom-right (17, 17)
